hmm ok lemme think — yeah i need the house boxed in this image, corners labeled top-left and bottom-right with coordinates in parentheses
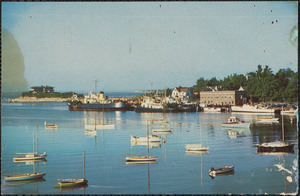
top-left (199, 86), bottom-right (247, 106)
top-left (30, 85), bottom-right (54, 94)
top-left (171, 87), bottom-right (193, 100)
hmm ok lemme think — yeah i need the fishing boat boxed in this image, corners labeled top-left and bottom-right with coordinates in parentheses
top-left (13, 122), bottom-right (47, 161)
top-left (130, 135), bottom-right (161, 143)
top-left (208, 165), bottom-right (234, 177)
top-left (55, 152), bottom-right (88, 187)
top-left (185, 117), bottom-right (209, 152)
top-left (256, 107), bottom-right (294, 153)
top-left (125, 121), bottom-right (158, 162)
top-left (44, 114), bottom-right (58, 129)
top-left (221, 116), bottom-right (250, 128)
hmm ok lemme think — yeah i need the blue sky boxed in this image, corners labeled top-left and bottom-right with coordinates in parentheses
top-left (2, 2), bottom-right (298, 92)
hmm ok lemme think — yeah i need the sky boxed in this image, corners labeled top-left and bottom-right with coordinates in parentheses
top-left (2, 1), bottom-right (298, 93)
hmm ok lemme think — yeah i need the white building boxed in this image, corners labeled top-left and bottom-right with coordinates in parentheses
top-left (171, 87), bottom-right (193, 100)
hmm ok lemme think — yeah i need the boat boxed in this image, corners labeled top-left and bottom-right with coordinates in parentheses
top-left (203, 107), bottom-right (221, 112)
top-left (125, 120), bottom-right (158, 162)
top-left (68, 79), bottom-right (127, 111)
top-left (257, 117), bottom-right (279, 122)
top-left (130, 135), bottom-right (161, 143)
top-left (44, 114), bottom-right (58, 129)
top-left (4, 173), bottom-right (46, 182)
top-left (208, 165), bottom-right (234, 177)
top-left (13, 122), bottom-right (47, 161)
top-left (55, 152), bottom-right (88, 187)
top-left (256, 106), bottom-right (294, 153)
top-left (231, 104), bottom-right (280, 114)
top-left (185, 116), bottom-right (209, 152)
top-left (221, 116), bottom-right (250, 128)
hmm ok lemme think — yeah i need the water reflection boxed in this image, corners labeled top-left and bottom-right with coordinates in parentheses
top-left (13, 159), bottom-right (47, 165)
top-left (54, 184), bottom-right (88, 193)
top-left (131, 141), bottom-right (161, 148)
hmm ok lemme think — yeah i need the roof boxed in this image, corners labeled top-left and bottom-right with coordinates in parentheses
top-left (174, 87), bottom-right (189, 92)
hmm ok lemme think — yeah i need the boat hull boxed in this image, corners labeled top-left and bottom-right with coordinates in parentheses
top-left (4, 173), bottom-right (46, 181)
top-left (221, 122), bottom-right (250, 128)
top-left (68, 101), bottom-right (127, 111)
top-left (131, 135), bottom-right (161, 143)
top-left (209, 166), bottom-right (234, 176)
top-left (185, 144), bottom-right (209, 151)
top-left (257, 142), bottom-right (294, 153)
top-left (125, 156), bottom-right (158, 162)
top-left (57, 178), bottom-right (88, 187)
top-left (13, 153), bottom-right (47, 161)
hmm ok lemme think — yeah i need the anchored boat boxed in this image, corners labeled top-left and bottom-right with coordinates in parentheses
top-left (221, 116), bottom-right (250, 128)
top-left (208, 165), bottom-right (234, 177)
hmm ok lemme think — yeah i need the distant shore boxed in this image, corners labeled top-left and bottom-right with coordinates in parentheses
top-left (4, 96), bottom-right (72, 103)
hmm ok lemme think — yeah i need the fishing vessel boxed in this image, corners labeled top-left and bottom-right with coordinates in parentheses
top-left (208, 165), bottom-right (234, 177)
top-left (256, 107), bottom-right (294, 153)
top-left (221, 116), bottom-right (250, 128)
top-left (125, 121), bottom-right (158, 163)
top-left (13, 122), bottom-right (47, 161)
top-left (55, 152), bottom-right (88, 187)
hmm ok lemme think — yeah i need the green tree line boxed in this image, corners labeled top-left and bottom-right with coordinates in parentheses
top-left (22, 92), bottom-right (78, 98)
top-left (190, 65), bottom-right (298, 103)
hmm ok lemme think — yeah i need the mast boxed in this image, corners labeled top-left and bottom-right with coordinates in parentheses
top-left (147, 120), bottom-right (149, 158)
top-left (33, 128), bottom-right (35, 174)
top-left (36, 121), bottom-right (39, 154)
top-left (94, 77), bottom-right (98, 95)
top-left (83, 152), bottom-right (86, 179)
top-left (282, 106), bottom-right (284, 141)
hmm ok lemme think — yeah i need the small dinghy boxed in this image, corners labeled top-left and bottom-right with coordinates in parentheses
top-left (209, 165), bottom-right (234, 177)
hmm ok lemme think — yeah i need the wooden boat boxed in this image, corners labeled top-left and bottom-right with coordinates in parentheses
top-left (221, 116), bottom-right (250, 128)
top-left (256, 106), bottom-right (294, 153)
top-left (44, 114), bottom-right (58, 129)
top-left (56, 152), bottom-right (88, 187)
top-left (126, 120), bottom-right (158, 163)
top-left (185, 116), bottom-right (209, 152)
top-left (4, 173), bottom-right (46, 182)
top-left (131, 135), bottom-right (161, 143)
top-left (13, 122), bottom-right (47, 161)
top-left (208, 165), bottom-right (234, 177)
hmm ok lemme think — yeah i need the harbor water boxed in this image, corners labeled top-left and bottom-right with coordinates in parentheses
top-left (1, 102), bottom-right (298, 194)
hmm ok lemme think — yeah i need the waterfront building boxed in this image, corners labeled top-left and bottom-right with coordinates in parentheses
top-left (171, 87), bottom-right (193, 101)
top-left (199, 86), bottom-right (247, 106)
top-left (31, 85), bottom-right (54, 94)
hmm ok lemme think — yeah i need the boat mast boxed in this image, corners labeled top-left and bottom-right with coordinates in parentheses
top-left (83, 152), bottom-right (86, 179)
top-left (147, 120), bottom-right (149, 158)
top-left (36, 121), bottom-right (39, 155)
top-left (282, 106), bottom-right (284, 141)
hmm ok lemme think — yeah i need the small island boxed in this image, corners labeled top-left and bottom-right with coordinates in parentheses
top-left (5, 85), bottom-right (83, 103)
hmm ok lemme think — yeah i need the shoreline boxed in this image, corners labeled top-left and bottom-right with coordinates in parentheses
top-left (4, 96), bottom-right (72, 103)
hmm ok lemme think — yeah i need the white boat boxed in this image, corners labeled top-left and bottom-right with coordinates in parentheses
top-left (125, 120), bottom-right (158, 163)
top-left (185, 144), bottom-right (209, 151)
top-left (257, 117), bottom-right (279, 122)
top-left (44, 114), bottom-right (58, 129)
top-left (131, 135), bottom-right (161, 143)
top-left (209, 165), bottom-right (234, 177)
top-left (256, 106), bottom-right (294, 153)
top-left (13, 122), bottom-right (47, 161)
top-left (56, 152), bottom-right (88, 187)
top-left (221, 116), bottom-right (250, 128)
top-left (203, 107), bottom-right (221, 112)
top-left (231, 104), bottom-right (279, 113)
top-left (152, 128), bottom-right (173, 133)
top-left (4, 173), bottom-right (46, 182)
top-left (185, 117), bottom-right (209, 152)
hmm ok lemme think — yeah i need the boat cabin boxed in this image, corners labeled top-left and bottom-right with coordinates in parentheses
top-left (227, 116), bottom-right (240, 123)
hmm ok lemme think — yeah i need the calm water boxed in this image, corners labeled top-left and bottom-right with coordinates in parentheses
top-left (1, 102), bottom-right (298, 194)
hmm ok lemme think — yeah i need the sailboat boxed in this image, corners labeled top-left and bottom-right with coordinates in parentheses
top-left (55, 152), bottom-right (88, 187)
top-left (5, 140), bottom-right (46, 181)
top-left (45, 114), bottom-right (58, 129)
top-left (185, 115), bottom-right (209, 152)
top-left (125, 120), bottom-right (158, 163)
top-left (13, 122), bottom-right (47, 162)
top-left (256, 106), bottom-right (294, 153)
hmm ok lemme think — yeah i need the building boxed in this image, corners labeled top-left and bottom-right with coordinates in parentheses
top-left (31, 85), bottom-right (54, 94)
top-left (171, 87), bottom-right (193, 100)
top-left (199, 86), bottom-right (247, 106)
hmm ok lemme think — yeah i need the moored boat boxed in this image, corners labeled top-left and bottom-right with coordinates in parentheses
top-left (131, 135), bottom-right (161, 143)
top-left (221, 116), bottom-right (250, 128)
top-left (185, 144), bottom-right (209, 151)
top-left (208, 165), bottom-right (234, 177)
top-left (231, 104), bottom-right (280, 114)
top-left (4, 173), bottom-right (46, 182)
top-left (13, 152), bottom-right (47, 161)
top-left (125, 155), bottom-right (158, 162)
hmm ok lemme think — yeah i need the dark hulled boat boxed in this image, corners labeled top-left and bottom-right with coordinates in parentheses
top-left (68, 100), bottom-right (127, 111)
